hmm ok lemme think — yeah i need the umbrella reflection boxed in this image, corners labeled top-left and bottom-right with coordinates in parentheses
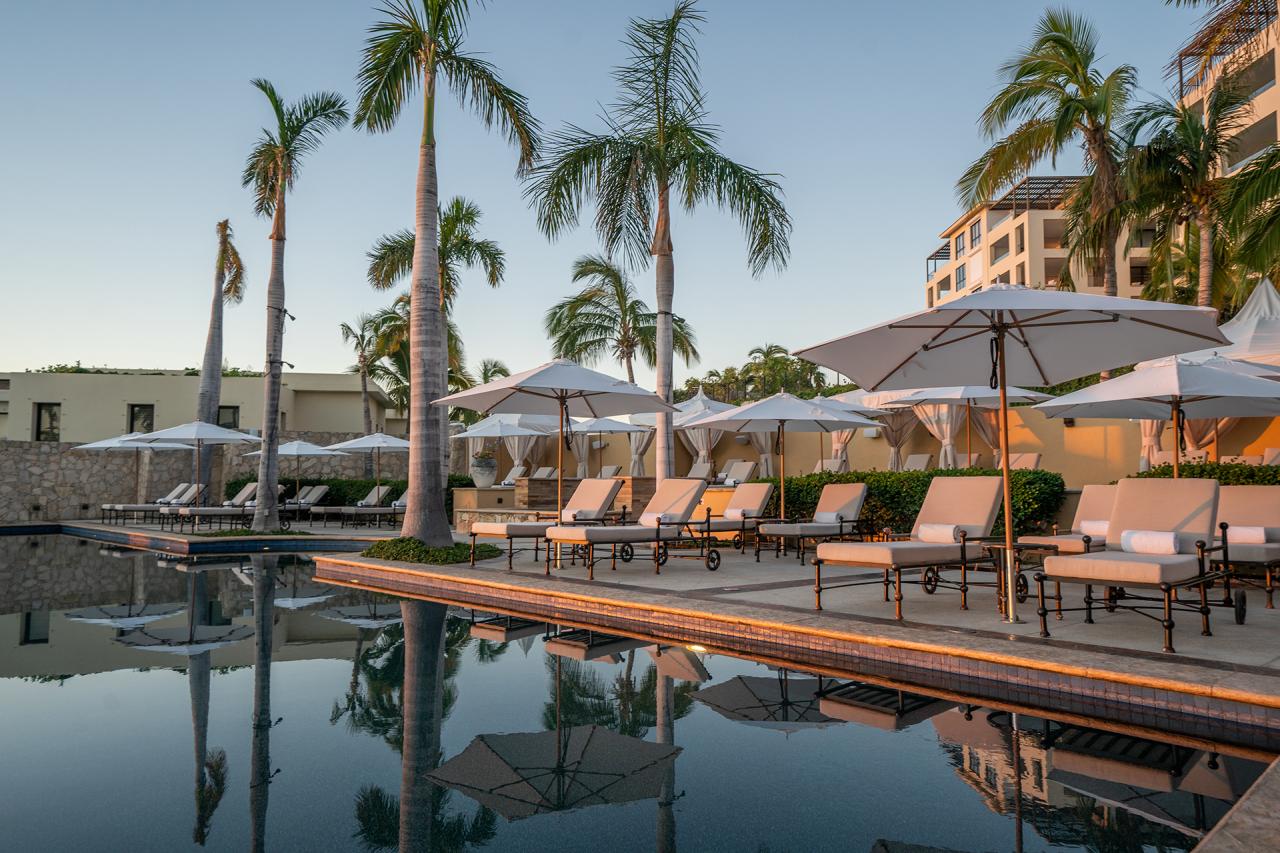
top-left (693, 670), bottom-right (838, 734)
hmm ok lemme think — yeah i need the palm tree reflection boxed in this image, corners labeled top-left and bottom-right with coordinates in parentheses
top-left (543, 651), bottom-right (695, 737)
top-left (188, 570), bottom-right (226, 846)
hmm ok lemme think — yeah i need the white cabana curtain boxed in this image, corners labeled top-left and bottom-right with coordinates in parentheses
top-left (628, 429), bottom-right (655, 476)
top-left (1182, 418), bottom-right (1240, 457)
top-left (502, 434), bottom-right (542, 477)
top-left (1138, 419), bottom-right (1165, 472)
top-left (971, 409), bottom-right (1001, 450)
top-left (912, 403), bottom-right (965, 469)
top-left (829, 429), bottom-right (854, 472)
top-left (747, 432), bottom-right (775, 477)
top-left (569, 432), bottom-right (592, 478)
top-left (677, 427), bottom-right (723, 465)
top-left (878, 411), bottom-right (919, 472)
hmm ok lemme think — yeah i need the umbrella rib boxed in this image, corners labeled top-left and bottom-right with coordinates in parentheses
top-left (1004, 320), bottom-right (1051, 386)
top-left (873, 310), bottom-right (977, 389)
top-left (1125, 315), bottom-right (1228, 344)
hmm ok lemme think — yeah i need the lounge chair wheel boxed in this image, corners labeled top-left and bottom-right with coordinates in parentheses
top-left (706, 550), bottom-right (721, 571)
top-left (1235, 590), bottom-right (1248, 625)
top-left (279, 518), bottom-right (291, 531)
top-left (656, 543), bottom-right (668, 566)
top-left (731, 533), bottom-right (743, 550)
top-left (1015, 573), bottom-right (1029, 604)
top-left (921, 566), bottom-right (939, 594)
top-left (620, 544), bottom-right (634, 563)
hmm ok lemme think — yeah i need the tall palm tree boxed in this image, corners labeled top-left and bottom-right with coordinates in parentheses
top-left (1126, 84), bottom-right (1252, 306)
top-left (526, 1), bottom-right (791, 481)
top-left (1225, 145), bottom-right (1280, 278)
top-left (355, 0), bottom-right (539, 546)
top-left (957, 8), bottom-right (1136, 295)
top-left (242, 79), bottom-right (348, 531)
top-left (370, 295), bottom-right (473, 419)
top-left (341, 313), bottom-right (381, 437)
top-left (195, 219), bottom-right (245, 487)
top-left (545, 254), bottom-right (699, 383)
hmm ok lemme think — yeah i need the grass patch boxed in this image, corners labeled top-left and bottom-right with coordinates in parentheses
top-left (191, 528), bottom-right (312, 537)
top-left (362, 537), bottom-right (500, 564)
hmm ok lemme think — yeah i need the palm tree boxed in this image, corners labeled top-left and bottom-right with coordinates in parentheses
top-left (355, 0), bottom-right (539, 546)
top-left (195, 219), bottom-right (245, 487)
top-left (957, 8), bottom-right (1136, 296)
top-left (526, 1), bottom-right (791, 481)
top-left (242, 79), bottom-right (348, 531)
top-left (545, 254), bottom-right (699, 383)
top-left (1225, 145), bottom-right (1280, 278)
top-left (369, 295), bottom-right (473, 420)
top-left (476, 358), bottom-right (509, 384)
top-left (1126, 84), bottom-right (1253, 307)
top-left (341, 313), bottom-right (381, 437)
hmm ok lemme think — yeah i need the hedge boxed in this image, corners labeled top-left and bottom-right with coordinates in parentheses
top-left (363, 537), bottom-right (501, 564)
top-left (224, 474), bottom-right (475, 517)
top-left (754, 468), bottom-right (1066, 537)
top-left (1133, 462), bottom-right (1280, 484)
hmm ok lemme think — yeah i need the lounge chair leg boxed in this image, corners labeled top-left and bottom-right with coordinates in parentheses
top-left (754, 533), bottom-right (761, 562)
top-left (1268, 567), bottom-right (1275, 609)
top-left (1084, 584), bottom-right (1095, 624)
top-left (960, 561), bottom-right (968, 611)
top-left (534, 538), bottom-right (540, 562)
top-left (883, 569), bottom-right (890, 602)
top-left (893, 567), bottom-right (903, 620)
top-left (588, 545), bottom-right (595, 581)
top-left (544, 541), bottom-right (551, 576)
top-left (1054, 581), bottom-right (1063, 620)
top-left (507, 538), bottom-right (514, 571)
top-left (813, 559), bottom-right (823, 611)
top-left (470, 534), bottom-right (477, 567)
top-left (1199, 581), bottom-right (1212, 637)
top-left (611, 544), bottom-right (617, 571)
top-left (1161, 583), bottom-right (1176, 653)
top-left (1035, 573), bottom-right (1050, 638)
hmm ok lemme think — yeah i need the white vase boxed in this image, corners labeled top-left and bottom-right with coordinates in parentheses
top-left (470, 462), bottom-right (497, 489)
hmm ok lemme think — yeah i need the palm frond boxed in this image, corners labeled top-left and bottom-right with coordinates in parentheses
top-left (367, 229), bottom-right (416, 290)
top-left (438, 50), bottom-right (541, 173)
top-left (354, 0), bottom-right (427, 133)
top-left (679, 144), bottom-right (791, 275)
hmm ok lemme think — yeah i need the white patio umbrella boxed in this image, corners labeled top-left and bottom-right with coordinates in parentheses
top-left (434, 359), bottom-right (676, 521)
top-left (794, 284), bottom-right (1228, 622)
top-left (826, 388), bottom-right (921, 471)
top-left (74, 431), bottom-right (192, 503)
top-left (116, 624), bottom-right (255, 655)
top-left (324, 433), bottom-right (410, 493)
top-left (130, 421), bottom-right (262, 506)
top-left (318, 602), bottom-right (404, 629)
top-left (245, 440), bottom-right (347, 500)
top-left (887, 385), bottom-right (1053, 468)
top-left (691, 673), bottom-right (839, 734)
top-left (633, 386), bottom-right (736, 470)
top-left (682, 393), bottom-right (879, 519)
top-left (1035, 356), bottom-right (1280, 477)
top-left (1178, 277), bottom-right (1280, 366)
top-left (569, 416), bottom-right (645, 477)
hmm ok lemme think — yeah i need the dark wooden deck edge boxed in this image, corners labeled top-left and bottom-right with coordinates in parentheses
top-left (1195, 758), bottom-right (1280, 851)
top-left (314, 555), bottom-right (1280, 752)
top-left (0, 522), bottom-right (378, 555)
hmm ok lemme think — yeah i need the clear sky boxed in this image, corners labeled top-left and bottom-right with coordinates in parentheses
top-left (0, 1), bottom-right (1202, 387)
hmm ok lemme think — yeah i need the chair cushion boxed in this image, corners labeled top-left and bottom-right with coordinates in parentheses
top-left (471, 521), bottom-right (552, 537)
top-left (816, 539), bottom-right (985, 566)
top-left (812, 511), bottom-right (840, 524)
top-left (1018, 533), bottom-right (1099, 554)
top-left (723, 507), bottom-right (747, 521)
top-left (1230, 526), bottom-right (1267, 545)
top-left (1079, 519), bottom-right (1110, 539)
top-left (1042, 551), bottom-right (1200, 585)
top-left (704, 518), bottom-right (761, 532)
top-left (1120, 530), bottom-right (1179, 555)
top-left (1218, 541), bottom-right (1280, 565)
top-left (918, 523), bottom-right (959, 543)
top-left (759, 522), bottom-right (844, 537)
top-left (546, 524), bottom-right (684, 543)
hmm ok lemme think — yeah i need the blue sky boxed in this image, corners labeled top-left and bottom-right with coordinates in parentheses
top-left (0, 1), bottom-right (1202, 386)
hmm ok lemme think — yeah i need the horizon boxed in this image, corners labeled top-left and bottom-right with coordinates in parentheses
top-left (0, 1), bottom-right (1202, 388)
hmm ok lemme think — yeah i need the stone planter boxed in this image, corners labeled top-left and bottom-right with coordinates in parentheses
top-left (470, 459), bottom-right (498, 489)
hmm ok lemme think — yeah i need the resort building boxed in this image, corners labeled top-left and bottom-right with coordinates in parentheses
top-left (924, 176), bottom-right (1153, 308)
top-left (0, 369), bottom-right (392, 443)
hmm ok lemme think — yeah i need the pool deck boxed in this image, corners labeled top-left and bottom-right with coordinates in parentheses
top-left (0, 520), bottom-right (395, 554)
top-left (314, 539), bottom-right (1280, 753)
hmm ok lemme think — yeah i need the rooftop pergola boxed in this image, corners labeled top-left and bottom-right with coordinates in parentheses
top-left (987, 176), bottom-right (1084, 212)
top-left (1169, 0), bottom-right (1278, 97)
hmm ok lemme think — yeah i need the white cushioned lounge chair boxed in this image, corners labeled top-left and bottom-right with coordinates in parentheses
top-left (598, 465), bottom-right (622, 478)
top-left (812, 476), bottom-right (1003, 617)
top-left (101, 482), bottom-right (189, 523)
top-left (903, 453), bottom-right (932, 471)
top-left (1018, 484), bottom-right (1116, 555)
top-left (756, 482), bottom-right (869, 563)
top-left (720, 460), bottom-right (756, 486)
top-left (106, 484), bottom-right (204, 525)
top-left (690, 482), bottom-right (775, 553)
top-left (311, 485), bottom-right (390, 527)
top-left (468, 478), bottom-right (624, 570)
top-left (1213, 484), bottom-right (1280, 615)
top-left (685, 461), bottom-right (713, 481)
top-left (500, 465), bottom-right (526, 486)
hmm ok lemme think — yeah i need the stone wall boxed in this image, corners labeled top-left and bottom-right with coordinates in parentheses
top-left (221, 430), bottom-right (410, 486)
top-left (0, 535), bottom-right (188, 613)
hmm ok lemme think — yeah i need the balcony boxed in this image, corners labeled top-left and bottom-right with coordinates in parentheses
top-left (1226, 111), bottom-right (1277, 173)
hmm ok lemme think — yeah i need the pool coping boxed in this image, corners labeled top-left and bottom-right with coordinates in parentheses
top-left (0, 521), bottom-right (383, 555)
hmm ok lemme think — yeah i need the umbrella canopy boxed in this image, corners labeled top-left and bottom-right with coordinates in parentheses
top-left (453, 415), bottom-right (557, 439)
top-left (683, 393), bottom-right (879, 517)
top-left (115, 624), bottom-right (254, 655)
top-left (1179, 278), bottom-right (1280, 366)
top-left (317, 603), bottom-right (403, 629)
top-left (325, 432), bottom-right (410, 451)
top-left (245, 439), bottom-right (348, 458)
top-left (74, 432), bottom-right (191, 452)
top-left (427, 724), bottom-right (681, 820)
top-left (568, 416), bottom-right (647, 434)
top-left (886, 385), bottom-right (1053, 408)
top-left (795, 285), bottom-right (1228, 620)
top-left (692, 674), bottom-right (838, 734)
top-left (632, 386), bottom-right (735, 428)
top-left (130, 421), bottom-right (261, 507)
top-left (65, 603), bottom-right (186, 629)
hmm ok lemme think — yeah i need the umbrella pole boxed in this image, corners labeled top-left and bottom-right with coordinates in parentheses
top-left (1171, 400), bottom-right (1182, 479)
top-left (779, 423), bottom-right (787, 520)
top-left (556, 403), bottom-right (565, 568)
top-left (996, 332), bottom-right (1020, 624)
top-left (966, 401), bottom-right (972, 467)
top-left (375, 447), bottom-right (382, 493)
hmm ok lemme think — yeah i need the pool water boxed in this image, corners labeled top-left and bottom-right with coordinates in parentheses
top-left (0, 535), bottom-right (1267, 852)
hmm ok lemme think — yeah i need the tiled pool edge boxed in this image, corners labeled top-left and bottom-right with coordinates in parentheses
top-left (1196, 757), bottom-right (1280, 851)
top-left (314, 554), bottom-right (1280, 749)
top-left (0, 521), bottom-right (381, 554)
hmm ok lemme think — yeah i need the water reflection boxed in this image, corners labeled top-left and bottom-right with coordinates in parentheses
top-left (250, 556), bottom-right (278, 853)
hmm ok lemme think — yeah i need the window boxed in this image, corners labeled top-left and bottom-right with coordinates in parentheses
top-left (969, 220), bottom-right (981, 248)
top-left (34, 403), bottom-right (60, 442)
top-left (1133, 226), bottom-right (1157, 248)
top-left (955, 233), bottom-right (965, 256)
top-left (955, 264), bottom-right (967, 289)
top-left (217, 406), bottom-right (240, 429)
top-left (1015, 225), bottom-right (1025, 255)
top-left (128, 404), bottom-right (154, 434)
top-left (20, 611), bottom-right (50, 645)
top-left (279, 411), bottom-right (287, 430)
top-left (1015, 262), bottom-right (1026, 285)
top-left (1130, 264), bottom-right (1151, 287)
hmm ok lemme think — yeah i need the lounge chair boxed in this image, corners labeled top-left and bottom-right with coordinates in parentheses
top-left (721, 460), bottom-right (756, 486)
top-left (956, 453), bottom-right (985, 468)
top-left (310, 485), bottom-right (391, 527)
top-left (530, 467), bottom-right (556, 480)
top-left (469, 478), bottom-right (624, 569)
top-left (816, 682), bottom-right (954, 731)
top-left (286, 484), bottom-right (328, 508)
top-left (713, 458), bottom-right (745, 483)
top-left (689, 482), bottom-right (775, 553)
top-left (812, 476), bottom-right (1003, 617)
top-left (1212, 484), bottom-right (1280, 615)
top-left (995, 452), bottom-right (1042, 470)
top-left (903, 453), bottom-right (932, 471)
top-left (1034, 478), bottom-right (1223, 653)
top-left (161, 482), bottom-right (263, 532)
top-left (686, 461), bottom-right (713, 481)
top-left (812, 458), bottom-right (844, 473)
top-left (1018, 484), bottom-right (1116, 555)
top-left (544, 478), bottom-right (713, 579)
top-left (105, 484), bottom-right (204, 525)
top-left (343, 496), bottom-right (407, 528)
top-left (500, 465), bottom-right (526, 485)
top-left (101, 482), bottom-right (189, 523)
top-left (1264, 448), bottom-right (1280, 466)
top-left (756, 483), bottom-right (870, 563)
top-left (1220, 454), bottom-right (1262, 465)
top-left (599, 465), bottom-right (621, 478)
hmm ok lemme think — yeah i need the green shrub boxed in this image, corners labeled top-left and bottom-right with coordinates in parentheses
top-left (753, 468), bottom-right (1066, 536)
top-left (362, 537), bottom-right (500, 564)
top-left (224, 474), bottom-right (474, 516)
top-left (1133, 463), bottom-right (1280, 484)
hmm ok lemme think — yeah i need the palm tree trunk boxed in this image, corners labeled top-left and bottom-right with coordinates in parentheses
top-left (358, 361), bottom-right (374, 478)
top-left (1102, 233), bottom-right (1119, 297)
top-left (196, 246), bottom-right (225, 488)
top-left (252, 193), bottom-right (287, 531)
top-left (624, 353), bottom-right (635, 385)
top-left (249, 556), bottom-right (276, 853)
top-left (403, 128), bottom-right (453, 545)
top-left (1197, 209), bottom-right (1214, 308)
top-left (655, 672), bottom-right (676, 853)
top-left (398, 600), bottom-right (449, 851)
top-left (652, 184), bottom-right (675, 482)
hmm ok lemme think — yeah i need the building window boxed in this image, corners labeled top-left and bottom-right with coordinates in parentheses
top-left (279, 411), bottom-right (287, 431)
top-left (1130, 264), bottom-right (1151, 287)
top-left (1133, 225), bottom-right (1157, 248)
top-left (217, 406), bottom-right (240, 429)
top-left (1015, 225), bottom-right (1025, 254)
top-left (20, 611), bottom-right (50, 645)
top-left (33, 403), bottom-right (60, 442)
top-left (1015, 262), bottom-right (1026, 285)
top-left (969, 220), bottom-right (982, 248)
top-left (955, 233), bottom-right (965, 256)
top-left (956, 264), bottom-right (967, 289)
top-left (128, 404), bottom-right (154, 434)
